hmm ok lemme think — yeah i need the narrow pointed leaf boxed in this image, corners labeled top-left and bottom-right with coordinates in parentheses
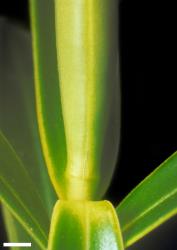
top-left (48, 200), bottom-right (124, 250)
top-left (0, 131), bottom-right (48, 249)
top-left (116, 151), bottom-right (177, 247)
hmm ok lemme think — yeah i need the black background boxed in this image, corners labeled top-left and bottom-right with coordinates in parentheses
top-left (0, 0), bottom-right (177, 249)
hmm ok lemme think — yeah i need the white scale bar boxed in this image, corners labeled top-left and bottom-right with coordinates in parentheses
top-left (3, 243), bottom-right (31, 247)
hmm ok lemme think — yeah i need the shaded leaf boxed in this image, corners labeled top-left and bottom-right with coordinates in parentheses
top-left (0, 131), bottom-right (49, 249)
top-left (0, 18), bottom-right (57, 217)
top-left (2, 206), bottom-right (39, 250)
top-left (0, 18), bottom-right (56, 249)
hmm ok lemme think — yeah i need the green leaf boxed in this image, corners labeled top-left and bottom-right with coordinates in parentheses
top-left (48, 200), bottom-right (124, 250)
top-left (54, 0), bottom-right (120, 200)
top-left (0, 18), bottom-right (57, 217)
top-left (116, 151), bottom-right (177, 248)
top-left (0, 131), bottom-right (49, 249)
top-left (2, 206), bottom-right (39, 250)
top-left (30, 0), bottom-right (67, 200)
top-left (0, 19), bottom-right (58, 249)
top-left (30, 0), bottom-right (120, 201)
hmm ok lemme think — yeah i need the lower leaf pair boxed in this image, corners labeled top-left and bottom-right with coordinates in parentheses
top-left (48, 200), bottom-right (124, 250)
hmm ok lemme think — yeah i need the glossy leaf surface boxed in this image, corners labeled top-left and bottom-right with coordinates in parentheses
top-left (117, 151), bottom-right (177, 247)
top-left (48, 200), bottom-right (124, 250)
